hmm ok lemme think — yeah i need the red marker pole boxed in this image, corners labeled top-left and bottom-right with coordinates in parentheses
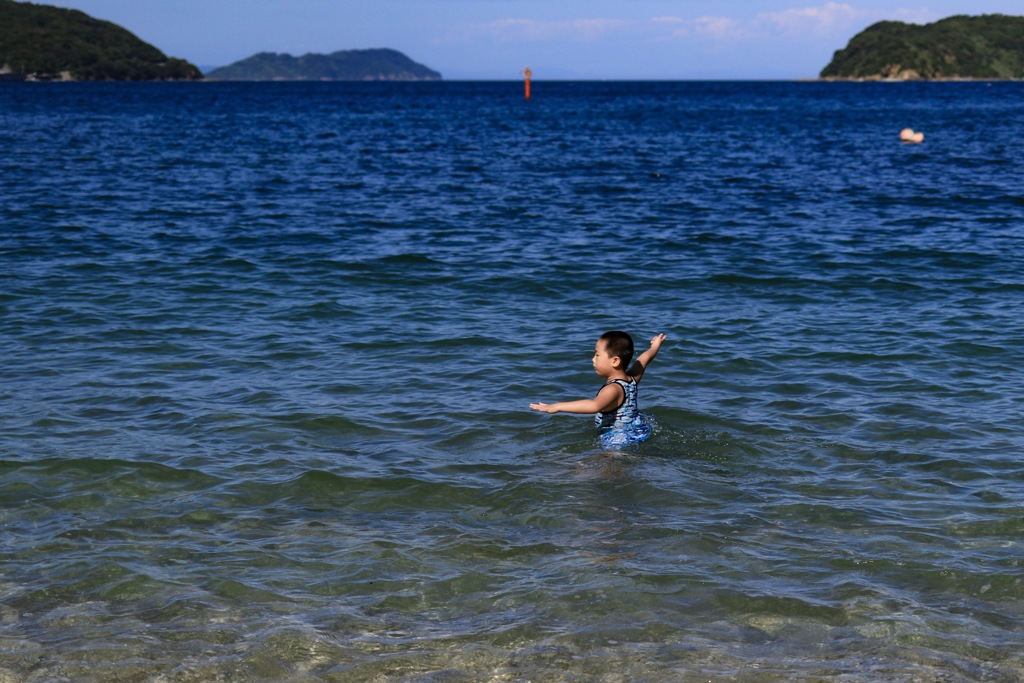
top-left (524, 67), bottom-right (532, 101)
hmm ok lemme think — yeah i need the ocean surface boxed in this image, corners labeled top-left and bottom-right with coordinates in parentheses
top-left (2, 80), bottom-right (1024, 682)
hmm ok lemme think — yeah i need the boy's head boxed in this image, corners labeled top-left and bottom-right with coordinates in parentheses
top-left (598, 330), bottom-right (634, 369)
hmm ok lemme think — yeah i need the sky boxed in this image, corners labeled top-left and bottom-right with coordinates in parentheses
top-left (46, 1), bottom-right (1024, 80)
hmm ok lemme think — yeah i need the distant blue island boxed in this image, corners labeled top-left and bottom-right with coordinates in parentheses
top-left (206, 49), bottom-right (442, 82)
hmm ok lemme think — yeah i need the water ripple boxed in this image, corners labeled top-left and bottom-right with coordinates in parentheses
top-left (2, 81), bottom-right (1024, 681)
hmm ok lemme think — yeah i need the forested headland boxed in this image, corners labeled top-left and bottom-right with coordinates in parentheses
top-left (821, 14), bottom-right (1024, 80)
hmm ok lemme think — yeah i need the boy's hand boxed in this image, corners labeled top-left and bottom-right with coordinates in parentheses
top-left (628, 333), bottom-right (667, 381)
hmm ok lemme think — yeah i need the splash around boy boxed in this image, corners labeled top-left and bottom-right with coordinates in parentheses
top-left (530, 331), bottom-right (667, 448)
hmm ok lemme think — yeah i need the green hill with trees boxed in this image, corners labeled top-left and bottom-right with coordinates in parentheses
top-left (821, 14), bottom-right (1024, 80)
top-left (206, 49), bottom-right (442, 81)
top-left (0, 0), bottom-right (201, 81)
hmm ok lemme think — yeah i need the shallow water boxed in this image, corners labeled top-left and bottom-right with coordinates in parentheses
top-left (2, 80), bottom-right (1024, 681)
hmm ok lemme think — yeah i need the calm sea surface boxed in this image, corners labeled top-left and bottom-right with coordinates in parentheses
top-left (2, 81), bottom-right (1024, 682)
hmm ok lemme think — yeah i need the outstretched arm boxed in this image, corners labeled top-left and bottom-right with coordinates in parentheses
top-left (628, 333), bottom-right (667, 383)
top-left (530, 382), bottom-right (624, 415)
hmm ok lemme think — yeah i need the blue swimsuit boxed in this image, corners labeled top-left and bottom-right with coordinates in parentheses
top-left (595, 377), bottom-right (651, 448)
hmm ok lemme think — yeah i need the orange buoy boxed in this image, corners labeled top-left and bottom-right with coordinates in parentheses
top-left (524, 67), bottom-right (532, 101)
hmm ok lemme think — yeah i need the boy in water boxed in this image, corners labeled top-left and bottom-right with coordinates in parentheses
top-left (530, 331), bottom-right (667, 447)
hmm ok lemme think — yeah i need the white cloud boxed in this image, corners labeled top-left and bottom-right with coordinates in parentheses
top-left (454, 5), bottom-right (943, 48)
top-left (757, 2), bottom-right (860, 36)
top-left (650, 4), bottom-right (943, 43)
top-left (692, 16), bottom-right (747, 40)
top-left (469, 17), bottom-right (626, 43)
top-left (626, 14), bottom-right (749, 40)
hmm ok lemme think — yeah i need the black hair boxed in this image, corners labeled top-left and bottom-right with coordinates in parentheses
top-left (599, 330), bottom-right (634, 367)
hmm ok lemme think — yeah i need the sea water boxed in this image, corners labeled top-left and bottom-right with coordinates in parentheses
top-left (2, 81), bottom-right (1023, 682)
